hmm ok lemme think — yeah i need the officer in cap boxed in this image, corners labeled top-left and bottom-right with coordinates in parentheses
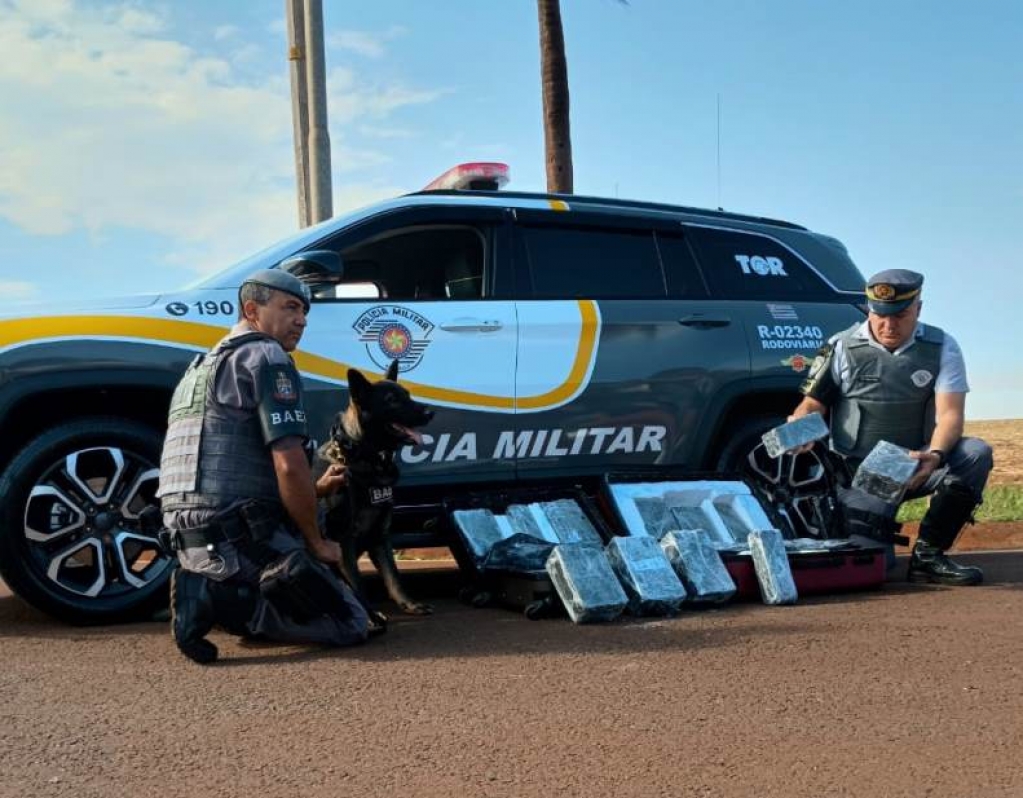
top-left (790, 268), bottom-right (993, 585)
top-left (157, 268), bottom-right (373, 663)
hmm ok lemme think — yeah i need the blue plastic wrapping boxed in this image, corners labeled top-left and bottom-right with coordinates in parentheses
top-left (545, 544), bottom-right (628, 623)
top-left (761, 412), bottom-right (829, 458)
top-left (540, 499), bottom-right (605, 547)
top-left (605, 536), bottom-right (686, 615)
top-left (451, 508), bottom-right (509, 567)
top-left (851, 440), bottom-right (919, 503)
top-left (748, 528), bottom-right (798, 605)
top-left (660, 530), bottom-right (736, 604)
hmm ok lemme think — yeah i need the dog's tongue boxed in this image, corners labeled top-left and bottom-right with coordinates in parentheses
top-left (392, 423), bottom-right (423, 446)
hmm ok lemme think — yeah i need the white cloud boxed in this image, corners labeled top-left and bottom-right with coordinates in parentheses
top-left (0, 280), bottom-right (39, 300)
top-left (357, 125), bottom-right (416, 140)
top-left (327, 26), bottom-right (406, 59)
top-left (0, 1), bottom-right (443, 275)
top-left (213, 24), bottom-right (238, 41)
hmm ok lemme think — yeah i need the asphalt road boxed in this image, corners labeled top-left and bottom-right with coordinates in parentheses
top-left (2, 553), bottom-right (1022, 798)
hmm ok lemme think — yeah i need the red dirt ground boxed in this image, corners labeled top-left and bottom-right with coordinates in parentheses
top-left (2, 523), bottom-right (1022, 798)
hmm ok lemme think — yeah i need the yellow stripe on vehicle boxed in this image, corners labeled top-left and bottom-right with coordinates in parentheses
top-left (0, 300), bottom-right (601, 411)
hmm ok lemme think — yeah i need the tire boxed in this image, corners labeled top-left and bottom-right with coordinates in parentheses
top-left (0, 417), bottom-right (172, 625)
top-left (712, 415), bottom-right (787, 475)
top-left (713, 414), bottom-right (841, 539)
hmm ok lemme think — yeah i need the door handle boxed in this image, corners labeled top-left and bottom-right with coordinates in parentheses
top-left (678, 314), bottom-right (731, 328)
top-left (439, 318), bottom-right (503, 333)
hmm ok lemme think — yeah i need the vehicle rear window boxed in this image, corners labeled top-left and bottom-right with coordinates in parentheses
top-left (520, 225), bottom-right (666, 298)
top-left (687, 226), bottom-right (832, 301)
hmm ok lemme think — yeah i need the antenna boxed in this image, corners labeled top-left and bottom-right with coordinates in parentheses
top-left (716, 93), bottom-right (722, 211)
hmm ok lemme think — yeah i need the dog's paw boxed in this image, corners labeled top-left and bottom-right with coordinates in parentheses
top-left (399, 601), bottom-right (434, 616)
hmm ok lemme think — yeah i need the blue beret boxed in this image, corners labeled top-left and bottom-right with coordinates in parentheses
top-left (865, 269), bottom-right (923, 315)
top-left (240, 269), bottom-right (311, 311)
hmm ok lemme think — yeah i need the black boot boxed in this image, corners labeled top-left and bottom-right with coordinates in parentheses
top-left (907, 479), bottom-right (984, 586)
top-left (907, 540), bottom-right (983, 586)
top-left (170, 568), bottom-right (219, 664)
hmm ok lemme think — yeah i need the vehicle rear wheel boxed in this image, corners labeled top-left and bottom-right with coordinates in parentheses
top-left (0, 418), bottom-right (171, 624)
top-left (712, 415), bottom-right (788, 475)
top-left (713, 415), bottom-right (842, 539)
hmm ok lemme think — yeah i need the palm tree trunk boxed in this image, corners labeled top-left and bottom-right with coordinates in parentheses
top-left (538, 0), bottom-right (573, 194)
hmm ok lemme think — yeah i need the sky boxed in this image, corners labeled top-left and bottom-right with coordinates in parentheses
top-left (0, 0), bottom-right (1020, 419)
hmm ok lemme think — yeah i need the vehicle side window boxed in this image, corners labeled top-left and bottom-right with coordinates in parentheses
top-left (313, 225), bottom-right (486, 301)
top-left (687, 226), bottom-right (832, 300)
top-left (520, 225), bottom-right (665, 298)
top-left (655, 233), bottom-right (708, 298)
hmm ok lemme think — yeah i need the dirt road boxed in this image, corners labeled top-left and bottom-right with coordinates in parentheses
top-left (3, 547), bottom-right (1022, 798)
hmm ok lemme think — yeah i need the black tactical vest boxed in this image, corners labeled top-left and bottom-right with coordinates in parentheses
top-left (157, 333), bottom-right (282, 512)
top-left (831, 322), bottom-right (944, 460)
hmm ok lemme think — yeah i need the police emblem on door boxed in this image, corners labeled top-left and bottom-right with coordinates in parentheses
top-left (352, 305), bottom-right (434, 373)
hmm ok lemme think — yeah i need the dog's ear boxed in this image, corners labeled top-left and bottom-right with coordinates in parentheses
top-left (347, 368), bottom-right (371, 405)
top-left (385, 359), bottom-right (400, 382)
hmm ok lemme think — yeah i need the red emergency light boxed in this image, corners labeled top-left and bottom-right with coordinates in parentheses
top-left (423, 162), bottom-right (510, 192)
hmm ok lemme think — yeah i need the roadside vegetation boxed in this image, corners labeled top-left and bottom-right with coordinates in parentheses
top-left (899, 484), bottom-right (1023, 523)
top-left (894, 420), bottom-right (1023, 523)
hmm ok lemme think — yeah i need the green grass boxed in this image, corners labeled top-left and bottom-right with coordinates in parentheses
top-left (897, 484), bottom-right (1023, 523)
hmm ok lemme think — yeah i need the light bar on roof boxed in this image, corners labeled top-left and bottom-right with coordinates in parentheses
top-left (423, 162), bottom-right (510, 192)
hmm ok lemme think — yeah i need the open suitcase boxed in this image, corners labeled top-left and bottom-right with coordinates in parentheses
top-left (444, 487), bottom-right (615, 619)
top-left (598, 468), bottom-right (887, 601)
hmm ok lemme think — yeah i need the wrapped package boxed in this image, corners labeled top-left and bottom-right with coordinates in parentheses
top-left (545, 544), bottom-right (628, 624)
top-left (451, 508), bottom-right (510, 567)
top-left (667, 504), bottom-right (713, 535)
top-left (663, 495), bottom-right (726, 547)
top-left (540, 499), bottom-right (605, 547)
top-left (606, 536), bottom-right (687, 616)
top-left (632, 496), bottom-right (674, 538)
top-left (760, 412), bottom-right (830, 458)
top-left (748, 528), bottom-right (797, 605)
top-left (784, 538), bottom-right (856, 552)
top-left (711, 493), bottom-right (775, 546)
top-left (482, 533), bottom-right (556, 573)
top-left (851, 441), bottom-right (919, 503)
top-left (660, 530), bottom-right (736, 604)
top-left (506, 503), bottom-right (560, 543)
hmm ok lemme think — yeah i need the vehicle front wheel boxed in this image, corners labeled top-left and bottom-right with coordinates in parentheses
top-left (0, 418), bottom-right (171, 624)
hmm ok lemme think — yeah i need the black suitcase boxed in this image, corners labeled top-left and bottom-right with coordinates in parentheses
top-left (444, 487), bottom-right (615, 620)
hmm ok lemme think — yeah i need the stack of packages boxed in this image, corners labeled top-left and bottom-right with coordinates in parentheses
top-left (453, 496), bottom-right (693, 623)
top-left (607, 478), bottom-right (800, 606)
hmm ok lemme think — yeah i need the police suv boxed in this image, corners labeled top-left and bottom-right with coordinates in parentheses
top-left (0, 163), bottom-right (867, 622)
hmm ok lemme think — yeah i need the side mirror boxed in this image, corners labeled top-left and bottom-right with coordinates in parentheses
top-left (279, 250), bottom-right (344, 283)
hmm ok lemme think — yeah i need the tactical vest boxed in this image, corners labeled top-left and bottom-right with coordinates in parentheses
top-left (157, 332), bottom-right (282, 512)
top-left (831, 323), bottom-right (944, 460)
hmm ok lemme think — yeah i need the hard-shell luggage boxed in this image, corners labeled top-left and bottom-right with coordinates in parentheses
top-left (721, 541), bottom-right (886, 600)
top-left (444, 488), bottom-right (613, 619)
top-left (601, 468), bottom-right (887, 601)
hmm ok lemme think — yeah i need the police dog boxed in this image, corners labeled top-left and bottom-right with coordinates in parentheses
top-left (315, 361), bottom-right (434, 615)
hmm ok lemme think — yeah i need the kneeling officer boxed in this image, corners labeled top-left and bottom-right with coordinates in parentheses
top-left (157, 269), bottom-right (370, 663)
top-left (790, 269), bottom-right (993, 585)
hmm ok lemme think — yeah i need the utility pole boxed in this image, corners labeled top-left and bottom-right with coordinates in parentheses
top-left (304, 0), bottom-right (333, 224)
top-left (285, 0), bottom-right (310, 227)
top-left (285, 0), bottom-right (332, 227)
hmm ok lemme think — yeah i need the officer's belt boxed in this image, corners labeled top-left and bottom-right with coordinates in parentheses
top-left (169, 522), bottom-right (239, 552)
top-left (166, 501), bottom-right (284, 552)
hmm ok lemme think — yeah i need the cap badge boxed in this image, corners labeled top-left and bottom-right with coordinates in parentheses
top-left (872, 283), bottom-right (896, 300)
